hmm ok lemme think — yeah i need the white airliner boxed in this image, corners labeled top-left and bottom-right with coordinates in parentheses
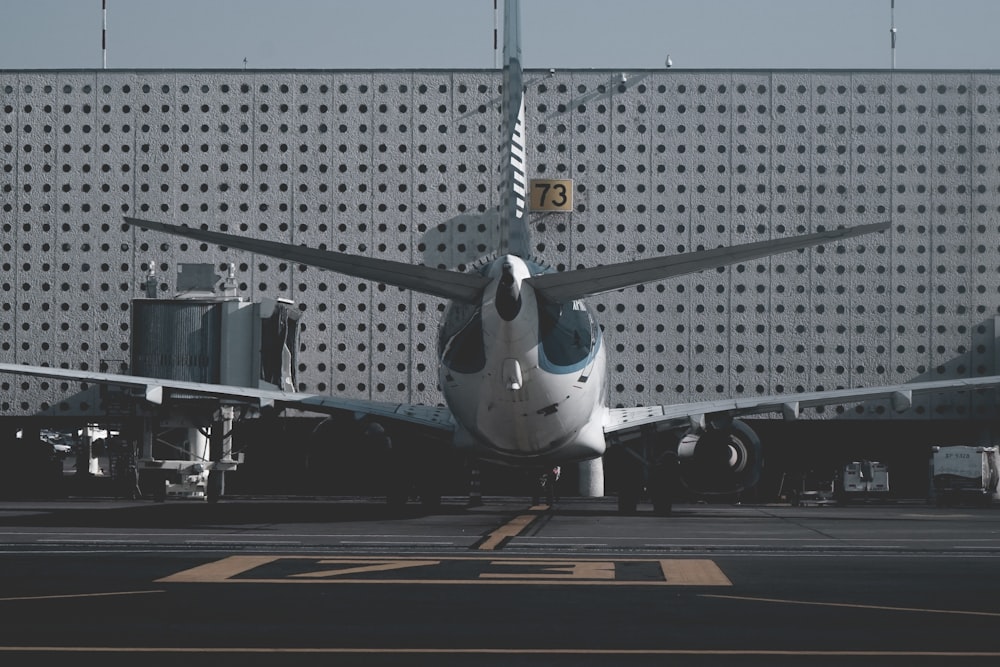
top-left (3, 0), bottom-right (1000, 511)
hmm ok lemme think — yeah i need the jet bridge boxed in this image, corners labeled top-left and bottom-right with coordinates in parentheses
top-left (122, 264), bottom-right (299, 501)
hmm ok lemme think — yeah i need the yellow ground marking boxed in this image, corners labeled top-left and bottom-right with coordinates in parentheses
top-left (479, 559), bottom-right (616, 580)
top-left (0, 590), bottom-right (164, 602)
top-left (157, 555), bottom-right (281, 583)
top-left (478, 513), bottom-right (538, 550)
top-left (158, 555), bottom-right (733, 586)
top-left (290, 559), bottom-right (440, 578)
top-left (661, 559), bottom-right (733, 586)
top-left (0, 647), bottom-right (998, 657)
top-left (703, 593), bottom-right (1000, 618)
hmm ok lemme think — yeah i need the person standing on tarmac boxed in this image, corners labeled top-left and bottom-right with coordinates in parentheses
top-left (547, 466), bottom-right (561, 504)
top-left (532, 466), bottom-right (561, 505)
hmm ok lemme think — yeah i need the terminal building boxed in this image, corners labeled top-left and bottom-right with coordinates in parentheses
top-left (2, 67), bottom-right (999, 498)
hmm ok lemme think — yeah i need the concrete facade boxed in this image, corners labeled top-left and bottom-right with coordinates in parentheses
top-left (2, 68), bottom-right (999, 422)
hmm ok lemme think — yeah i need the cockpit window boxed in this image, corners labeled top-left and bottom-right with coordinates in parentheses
top-left (538, 298), bottom-right (599, 372)
top-left (439, 303), bottom-right (486, 374)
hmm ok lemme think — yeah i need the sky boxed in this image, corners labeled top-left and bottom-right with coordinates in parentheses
top-left (0, 0), bottom-right (999, 71)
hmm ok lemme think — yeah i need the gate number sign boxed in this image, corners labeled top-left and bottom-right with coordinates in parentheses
top-left (530, 179), bottom-right (573, 212)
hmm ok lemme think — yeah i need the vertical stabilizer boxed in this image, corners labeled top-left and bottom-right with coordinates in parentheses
top-left (499, 0), bottom-right (530, 257)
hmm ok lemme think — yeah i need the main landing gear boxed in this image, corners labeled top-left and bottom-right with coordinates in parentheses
top-left (610, 431), bottom-right (677, 516)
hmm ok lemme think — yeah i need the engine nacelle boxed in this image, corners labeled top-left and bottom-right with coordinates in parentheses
top-left (676, 419), bottom-right (762, 495)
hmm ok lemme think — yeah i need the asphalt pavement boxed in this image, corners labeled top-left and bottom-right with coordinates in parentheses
top-left (0, 496), bottom-right (997, 665)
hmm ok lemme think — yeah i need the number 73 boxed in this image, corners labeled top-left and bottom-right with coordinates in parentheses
top-left (530, 179), bottom-right (573, 211)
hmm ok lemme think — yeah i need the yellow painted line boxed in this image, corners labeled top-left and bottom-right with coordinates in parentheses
top-left (0, 590), bottom-right (164, 602)
top-left (290, 559), bottom-right (440, 578)
top-left (0, 647), bottom-right (998, 657)
top-left (157, 555), bottom-right (281, 583)
top-left (478, 513), bottom-right (538, 551)
top-left (479, 559), bottom-right (616, 580)
top-left (161, 578), bottom-right (721, 586)
top-left (661, 559), bottom-right (733, 586)
top-left (703, 593), bottom-right (1000, 618)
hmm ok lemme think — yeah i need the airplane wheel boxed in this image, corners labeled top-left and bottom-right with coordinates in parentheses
top-left (151, 472), bottom-right (167, 503)
top-left (652, 496), bottom-right (672, 516)
top-left (207, 470), bottom-right (224, 503)
top-left (617, 491), bottom-right (638, 515)
top-left (650, 463), bottom-right (674, 516)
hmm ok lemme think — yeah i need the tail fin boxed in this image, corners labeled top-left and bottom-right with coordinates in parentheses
top-left (498, 0), bottom-right (530, 257)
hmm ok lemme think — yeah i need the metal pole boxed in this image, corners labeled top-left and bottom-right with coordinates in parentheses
top-left (494, 0), bottom-right (499, 69)
top-left (102, 0), bottom-right (108, 69)
top-left (890, 0), bottom-right (896, 70)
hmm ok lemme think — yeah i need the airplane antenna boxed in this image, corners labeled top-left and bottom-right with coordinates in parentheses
top-left (889, 0), bottom-right (897, 69)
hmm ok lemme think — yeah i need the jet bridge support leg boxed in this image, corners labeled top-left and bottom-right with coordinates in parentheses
top-left (610, 427), bottom-right (677, 515)
top-left (138, 418), bottom-right (166, 502)
top-left (137, 406), bottom-right (241, 503)
top-left (207, 406), bottom-right (236, 504)
top-left (208, 425), bottom-right (225, 503)
top-left (74, 427), bottom-right (94, 478)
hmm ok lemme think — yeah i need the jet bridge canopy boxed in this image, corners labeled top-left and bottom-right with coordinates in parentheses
top-left (131, 296), bottom-right (299, 392)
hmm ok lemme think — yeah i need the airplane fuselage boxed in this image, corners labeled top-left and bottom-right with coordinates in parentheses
top-left (439, 256), bottom-right (608, 466)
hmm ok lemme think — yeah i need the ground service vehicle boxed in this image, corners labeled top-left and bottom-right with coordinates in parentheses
top-left (838, 461), bottom-right (889, 503)
top-left (931, 446), bottom-right (999, 507)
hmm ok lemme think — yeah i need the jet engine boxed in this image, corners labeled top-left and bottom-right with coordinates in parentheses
top-left (676, 419), bottom-right (762, 494)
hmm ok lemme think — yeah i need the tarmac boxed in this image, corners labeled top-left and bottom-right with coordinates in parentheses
top-left (0, 496), bottom-right (997, 665)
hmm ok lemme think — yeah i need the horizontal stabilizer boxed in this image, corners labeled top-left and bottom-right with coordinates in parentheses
top-left (124, 217), bottom-right (489, 304)
top-left (527, 222), bottom-right (889, 302)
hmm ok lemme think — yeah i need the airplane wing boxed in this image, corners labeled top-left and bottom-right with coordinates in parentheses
top-left (604, 374), bottom-right (1000, 434)
top-left (124, 217), bottom-right (490, 305)
top-left (0, 363), bottom-right (456, 432)
top-left (528, 221), bottom-right (889, 302)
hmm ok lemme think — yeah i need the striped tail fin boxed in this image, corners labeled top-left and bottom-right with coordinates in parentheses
top-left (498, 0), bottom-right (530, 258)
